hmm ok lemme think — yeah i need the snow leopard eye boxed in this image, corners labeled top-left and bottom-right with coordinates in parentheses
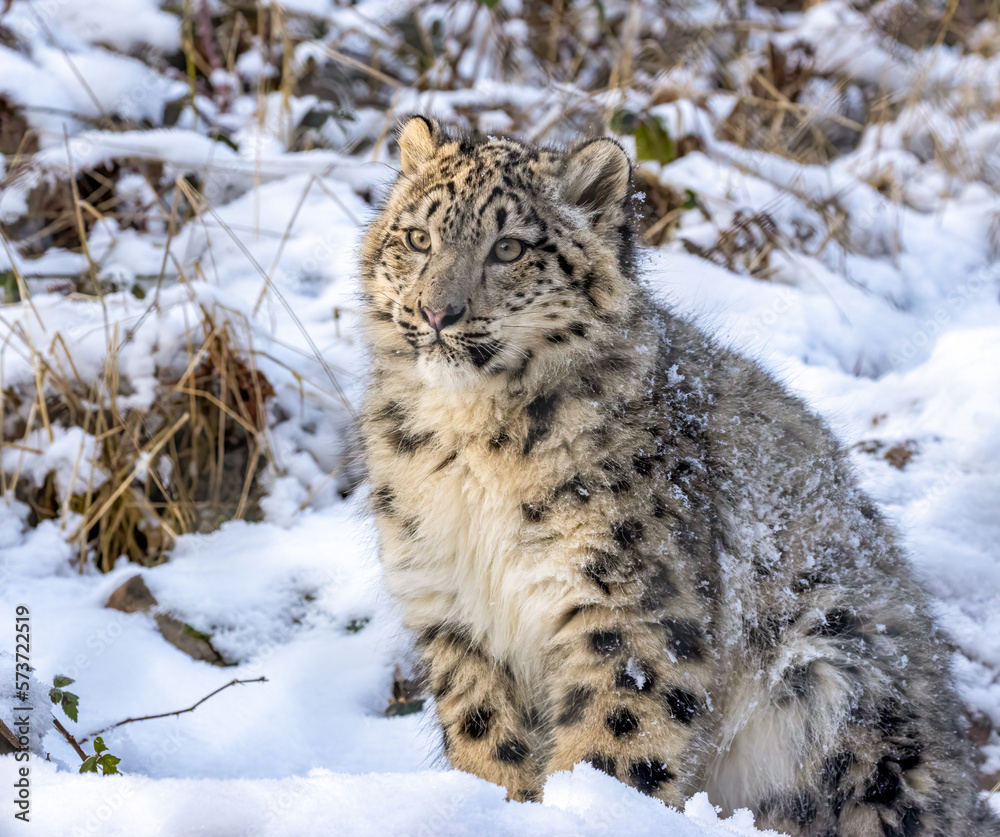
top-left (406, 229), bottom-right (431, 252)
top-left (491, 238), bottom-right (525, 263)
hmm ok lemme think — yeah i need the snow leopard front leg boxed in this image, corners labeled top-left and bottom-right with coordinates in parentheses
top-left (543, 597), bottom-right (717, 806)
top-left (418, 625), bottom-right (545, 801)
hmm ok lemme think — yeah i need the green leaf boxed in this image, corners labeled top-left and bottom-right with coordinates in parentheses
top-left (49, 688), bottom-right (62, 705)
top-left (130, 284), bottom-right (146, 300)
top-left (61, 691), bottom-right (80, 723)
top-left (682, 189), bottom-right (699, 210)
top-left (93, 736), bottom-right (108, 754)
top-left (477, 0), bottom-right (500, 8)
top-left (53, 675), bottom-right (75, 688)
top-left (299, 109), bottom-right (331, 129)
top-left (183, 624), bottom-right (212, 642)
top-left (97, 754), bottom-right (121, 775)
top-left (207, 129), bottom-right (239, 152)
top-left (635, 116), bottom-right (677, 165)
top-left (593, 0), bottom-right (607, 27)
top-left (1, 270), bottom-right (20, 303)
top-left (79, 756), bottom-right (99, 774)
top-left (610, 108), bottom-right (639, 136)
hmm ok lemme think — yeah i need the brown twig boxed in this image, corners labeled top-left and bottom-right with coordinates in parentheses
top-left (84, 677), bottom-right (267, 741)
top-left (52, 716), bottom-right (89, 762)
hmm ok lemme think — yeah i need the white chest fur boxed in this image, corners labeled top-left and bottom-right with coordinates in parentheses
top-left (376, 433), bottom-right (577, 687)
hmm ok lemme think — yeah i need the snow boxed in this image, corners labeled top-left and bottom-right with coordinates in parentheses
top-left (2, 0), bottom-right (1000, 832)
top-left (624, 658), bottom-right (648, 691)
top-left (27, 764), bottom-right (784, 837)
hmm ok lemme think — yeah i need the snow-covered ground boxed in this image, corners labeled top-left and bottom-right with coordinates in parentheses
top-left (1, 0), bottom-right (999, 834)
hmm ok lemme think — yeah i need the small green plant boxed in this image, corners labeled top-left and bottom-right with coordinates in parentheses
top-left (611, 110), bottom-right (677, 166)
top-left (1, 269), bottom-right (20, 302)
top-left (79, 737), bottom-right (121, 776)
top-left (49, 676), bottom-right (80, 723)
top-left (50, 675), bottom-right (124, 774)
top-left (183, 623), bottom-right (213, 642)
top-left (635, 117), bottom-right (676, 166)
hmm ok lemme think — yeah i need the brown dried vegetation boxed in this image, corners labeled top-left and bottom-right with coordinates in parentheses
top-left (2, 312), bottom-right (273, 572)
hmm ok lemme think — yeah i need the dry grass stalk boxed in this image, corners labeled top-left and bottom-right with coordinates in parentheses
top-left (1, 307), bottom-right (275, 572)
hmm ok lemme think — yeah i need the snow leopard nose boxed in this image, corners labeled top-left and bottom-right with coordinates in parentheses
top-left (420, 302), bottom-right (467, 333)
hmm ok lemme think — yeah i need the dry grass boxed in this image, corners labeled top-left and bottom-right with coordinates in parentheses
top-left (1, 305), bottom-right (274, 572)
top-left (0, 95), bottom-right (39, 161)
top-left (0, 0), bottom-right (340, 573)
top-left (12, 159), bottom-right (173, 265)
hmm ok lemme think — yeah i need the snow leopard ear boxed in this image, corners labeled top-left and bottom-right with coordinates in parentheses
top-left (397, 116), bottom-right (441, 175)
top-left (562, 138), bottom-right (632, 224)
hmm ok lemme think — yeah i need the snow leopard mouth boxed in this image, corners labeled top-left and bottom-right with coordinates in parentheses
top-left (418, 334), bottom-right (504, 370)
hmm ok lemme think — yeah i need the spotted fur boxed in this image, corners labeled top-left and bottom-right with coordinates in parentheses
top-left (357, 117), bottom-right (999, 835)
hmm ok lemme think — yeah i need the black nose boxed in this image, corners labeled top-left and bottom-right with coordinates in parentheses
top-left (420, 303), bottom-right (467, 333)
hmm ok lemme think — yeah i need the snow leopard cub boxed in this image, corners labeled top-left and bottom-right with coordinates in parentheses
top-left (358, 116), bottom-right (998, 837)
